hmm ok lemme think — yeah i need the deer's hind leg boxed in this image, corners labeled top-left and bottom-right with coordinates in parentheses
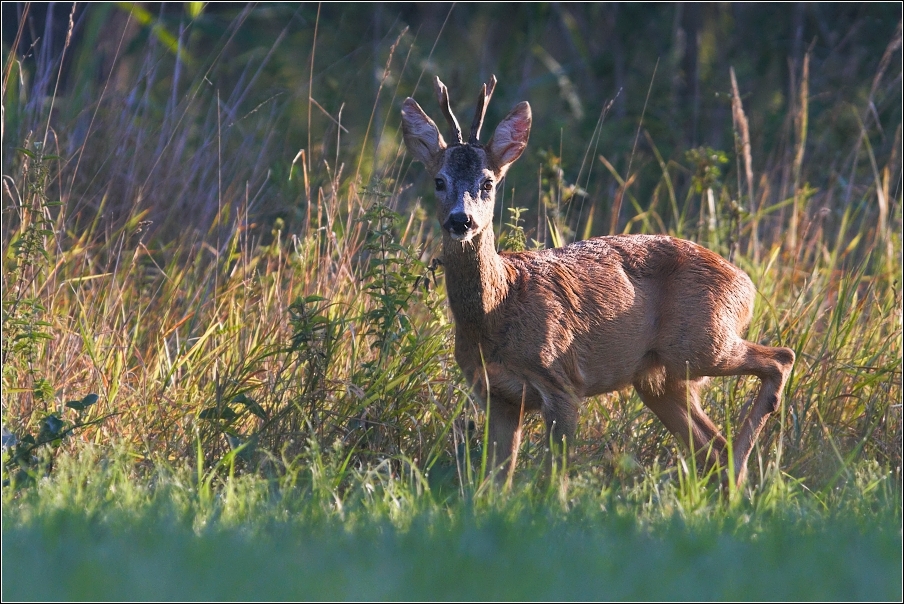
top-left (704, 339), bottom-right (796, 487)
top-left (633, 377), bottom-right (729, 477)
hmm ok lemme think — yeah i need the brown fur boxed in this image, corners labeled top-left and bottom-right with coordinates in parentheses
top-left (401, 77), bottom-right (795, 487)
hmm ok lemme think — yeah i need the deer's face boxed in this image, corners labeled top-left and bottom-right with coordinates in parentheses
top-left (401, 77), bottom-right (531, 242)
top-left (433, 145), bottom-right (496, 241)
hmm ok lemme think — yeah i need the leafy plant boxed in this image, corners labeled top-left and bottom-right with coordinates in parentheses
top-left (2, 393), bottom-right (102, 487)
top-left (1, 145), bottom-right (105, 487)
top-left (498, 206), bottom-right (530, 252)
top-left (346, 195), bottom-right (449, 460)
top-left (2, 145), bottom-right (58, 400)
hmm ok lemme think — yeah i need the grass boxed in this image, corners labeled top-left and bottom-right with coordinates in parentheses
top-left (3, 447), bottom-right (901, 601)
top-left (6, 504), bottom-right (898, 601)
top-left (2, 4), bottom-right (902, 601)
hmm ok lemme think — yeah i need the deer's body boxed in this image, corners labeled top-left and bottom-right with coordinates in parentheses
top-left (448, 231), bottom-right (754, 403)
top-left (401, 76), bottom-right (794, 487)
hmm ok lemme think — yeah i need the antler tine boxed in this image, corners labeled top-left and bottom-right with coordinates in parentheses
top-left (434, 76), bottom-right (463, 144)
top-left (469, 74), bottom-right (497, 145)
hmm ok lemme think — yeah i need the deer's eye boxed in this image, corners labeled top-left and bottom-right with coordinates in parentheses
top-left (482, 180), bottom-right (494, 192)
top-left (435, 179), bottom-right (446, 191)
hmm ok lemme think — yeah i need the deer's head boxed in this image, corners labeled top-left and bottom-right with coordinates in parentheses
top-left (401, 76), bottom-right (532, 242)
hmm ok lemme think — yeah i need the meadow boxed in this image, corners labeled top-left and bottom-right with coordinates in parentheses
top-left (2, 4), bottom-right (902, 600)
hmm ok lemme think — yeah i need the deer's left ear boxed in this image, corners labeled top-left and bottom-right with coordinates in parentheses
top-left (487, 102), bottom-right (531, 176)
top-left (401, 98), bottom-right (447, 171)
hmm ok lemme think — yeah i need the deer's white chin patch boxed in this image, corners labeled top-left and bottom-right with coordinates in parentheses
top-left (448, 229), bottom-right (476, 242)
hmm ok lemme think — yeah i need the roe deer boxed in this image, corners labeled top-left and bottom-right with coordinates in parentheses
top-left (400, 75), bottom-right (795, 487)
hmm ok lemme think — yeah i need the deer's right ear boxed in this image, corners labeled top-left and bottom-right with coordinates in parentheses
top-left (401, 98), bottom-right (446, 170)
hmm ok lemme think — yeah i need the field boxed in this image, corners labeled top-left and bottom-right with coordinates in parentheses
top-left (2, 4), bottom-right (902, 600)
top-left (3, 449), bottom-right (900, 600)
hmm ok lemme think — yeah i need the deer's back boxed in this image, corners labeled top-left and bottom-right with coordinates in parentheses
top-left (472, 234), bottom-right (756, 399)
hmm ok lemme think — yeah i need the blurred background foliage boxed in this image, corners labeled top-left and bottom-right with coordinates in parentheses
top-left (2, 2), bottom-right (900, 244)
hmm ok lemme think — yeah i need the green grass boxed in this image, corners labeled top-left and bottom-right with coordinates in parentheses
top-left (6, 508), bottom-right (897, 601)
top-left (3, 449), bottom-right (901, 601)
top-left (2, 4), bottom-right (902, 602)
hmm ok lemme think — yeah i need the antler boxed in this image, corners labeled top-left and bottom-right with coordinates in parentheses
top-left (434, 76), bottom-right (463, 145)
top-left (469, 75), bottom-right (497, 145)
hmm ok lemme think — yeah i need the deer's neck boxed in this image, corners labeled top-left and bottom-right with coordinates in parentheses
top-left (442, 228), bottom-right (509, 331)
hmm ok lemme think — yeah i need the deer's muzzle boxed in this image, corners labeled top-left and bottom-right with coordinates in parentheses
top-left (445, 212), bottom-right (474, 238)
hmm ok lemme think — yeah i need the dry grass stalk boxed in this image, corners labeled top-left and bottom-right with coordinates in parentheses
top-left (730, 67), bottom-right (757, 261)
top-left (789, 50), bottom-right (810, 253)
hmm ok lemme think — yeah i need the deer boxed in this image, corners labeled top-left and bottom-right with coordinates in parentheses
top-left (400, 75), bottom-right (795, 488)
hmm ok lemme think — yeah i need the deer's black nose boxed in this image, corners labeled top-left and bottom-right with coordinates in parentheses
top-left (445, 212), bottom-right (473, 235)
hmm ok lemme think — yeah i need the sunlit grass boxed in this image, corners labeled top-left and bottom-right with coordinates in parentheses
top-left (2, 446), bottom-right (901, 601)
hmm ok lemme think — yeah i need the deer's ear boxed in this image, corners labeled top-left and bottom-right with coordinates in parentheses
top-left (401, 98), bottom-right (446, 170)
top-left (487, 101), bottom-right (531, 176)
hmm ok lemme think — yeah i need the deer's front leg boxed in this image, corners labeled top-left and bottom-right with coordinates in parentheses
top-left (485, 397), bottom-right (523, 477)
top-left (466, 361), bottom-right (528, 478)
top-left (540, 390), bottom-right (579, 471)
